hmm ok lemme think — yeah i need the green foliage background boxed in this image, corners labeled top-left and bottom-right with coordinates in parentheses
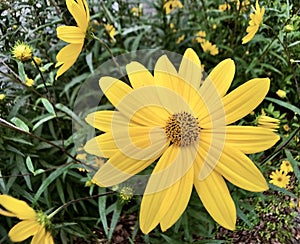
top-left (0, 0), bottom-right (299, 243)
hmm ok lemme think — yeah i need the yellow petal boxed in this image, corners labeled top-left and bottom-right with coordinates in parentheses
top-left (31, 225), bottom-right (45, 244)
top-left (85, 111), bottom-right (132, 132)
top-left (57, 26), bottom-right (85, 44)
top-left (66, 0), bottom-right (89, 31)
top-left (140, 145), bottom-right (195, 233)
top-left (222, 78), bottom-right (270, 125)
top-left (0, 208), bottom-right (17, 217)
top-left (207, 59), bottom-right (235, 97)
top-left (159, 165), bottom-right (194, 231)
top-left (215, 145), bottom-right (268, 191)
top-left (99, 76), bottom-right (133, 108)
top-left (126, 61), bottom-right (156, 89)
top-left (55, 43), bottom-right (83, 79)
top-left (9, 220), bottom-right (39, 242)
top-left (178, 48), bottom-right (202, 89)
top-left (84, 132), bottom-right (118, 158)
top-left (0, 195), bottom-right (36, 219)
top-left (225, 126), bottom-right (280, 153)
top-left (194, 165), bottom-right (236, 230)
top-left (92, 127), bottom-right (169, 187)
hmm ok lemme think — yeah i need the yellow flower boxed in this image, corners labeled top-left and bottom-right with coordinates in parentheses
top-left (276, 89), bottom-right (286, 98)
top-left (236, 0), bottom-right (250, 12)
top-left (0, 94), bottom-right (5, 100)
top-left (257, 115), bottom-right (280, 131)
top-left (84, 48), bottom-right (279, 233)
top-left (131, 5), bottom-right (142, 16)
top-left (269, 170), bottom-right (290, 188)
top-left (285, 24), bottom-right (294, 32)
top-left (195, 30), bottom-right (206, 43)
top-left (242, 0), bottom-right (265, 44)
top-left (201, 40), bottom-right (219, 56)
top-left (219, 3), bottom-right (231, 11)
top-left (280, 160), bottom-right (293, 173)
top-left (105, 23), bottom-right (116, 41)
top-left (25, 76), bottom-right (34, 87)
top-left (176, 34), bottom-right (185, 44)
top-left (164, 0), bottom-right (183, 14)
top-left (0, 195), bottom-right (54, 244)
top-left (32, 56), bottom-right (42, 66)
top-left (283, 124), bottom-right (290, 131)
top-left (55, 0), bottom-right (90, 79)
top-left (11, 41), bottom-right (33, 62)
top-left (170, 22), bottom-right (176, 32)
top-left (212, 24), bottom-right (217, 30)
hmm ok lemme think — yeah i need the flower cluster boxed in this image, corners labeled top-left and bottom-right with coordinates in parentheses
top-left (269, 160), bottom-right (294, 188)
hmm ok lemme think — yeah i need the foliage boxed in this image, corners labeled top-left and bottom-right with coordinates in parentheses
top-left (0, 0), bottom-right (299, 243)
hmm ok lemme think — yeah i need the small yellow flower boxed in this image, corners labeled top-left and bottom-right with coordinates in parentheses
top-left (283, 124), bottom-right (290, 131)
top-left (0, 195), bottom-right (54, 244)
top-left (195, 30), bottom-right (206, 44)
top-left (219, 3), bottom-right (231, 11)
top-left (170, 22), bottom-right (176, 32)
top-left (131, 5), bottom-right (142, 16)
top-left (280, 160), bottom-right (293, 173)
top-left (242, 0), bottom-right (265, 44)
top-left (176, 34), bottom-right (185, 44)
top-left (119, 186), bottom-right (134, 202)
top-left (201, 40), bottom-right (219, 56)
top-left (257, 115), bottom-right (280, 131)
top-left (276, 89), bottom-right (286, 98)
top-left (164, 0), bottom-right (183, 14)
top-left (25, 76), bottom-right (34, 87)
top-left (11, 41), bottom-right (33, 62)
top-left (55, 0), bottom-right (90, 79)
top-left (85, 180), bottom-right (95, 187)
top-left (105, 24), bottom-right (116, 41)
top-left (0, 94), bottom-right (5, 100)
top-left (32, 56), bottom-right (42, 66)
top-left (285, 24), bottom-right (294, 32)
top-left (236, 0), bottom-right (250, 12)
top-left (269, 169), bottom-right (290, 188)
top-left (212, 24), bottom-right (217, 30)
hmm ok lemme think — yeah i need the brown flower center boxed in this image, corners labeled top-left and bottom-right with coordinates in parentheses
top-left (165, 111), bottom-right (200, 146)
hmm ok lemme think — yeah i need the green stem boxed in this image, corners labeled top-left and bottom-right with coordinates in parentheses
top-left (48, 191), bottom-right (115, 219)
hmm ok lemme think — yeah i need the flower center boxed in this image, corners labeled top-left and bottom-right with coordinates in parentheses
top-left (165, 111), bottom-right (200, 147)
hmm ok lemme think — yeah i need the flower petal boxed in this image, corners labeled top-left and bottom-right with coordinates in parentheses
top-left (126, 61), bottom-right (156, 89)
top-left (140, 145), bottom-right (196, 233)
top-left (99, 76), bottom-right (133, 108)
top-left (194, 164), bottom-right (236, 230)
top-left (55, 43), bottom-right (83, 79)
top-left (225, 126), bottom-right (280, 153)
top-left (66, 0), bottom-right (89, 31)
top-left (215, 145), bottom-right (268, 191)
top-left (84, 132), bottom-right (118, 158)
top-left (92, 127), bottom-right (169, 187)
top-left (159, 165), bottom-right (194, 231)
top-left (57, 26), bottom-right (85, 44)
top-left (0, 195), bottom-right (36, 219)
top-left (178, 48), bottom-right (202, 89)
top-left (207, 59), bottom-right (235, 97)
top-left (9, 220), bottom-right (39, 242)
top-left (222, 78), bottom-right (270, 125)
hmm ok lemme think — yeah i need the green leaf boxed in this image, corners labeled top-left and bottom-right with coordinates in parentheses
top-left (265, 97), bottom-right (300, 115)
top-left (285, 149), bottom-right (300, 183)
top-left (86, 52), bottom-right (94, 74)
top-left (17, 61), bottom-right (26, 82)
top-left (10, 117), bottom-right (29, 132)
top-left (26, 156), bottom-right (34, 174)
top-left (32, 114), bottom-right (56, 131)
top-left (268, 183), bottom-right (296, 198)
top-left (16, 155), bottom-right (32, 191)
top-left (98, 188), bottom-right (109, 236)
top-left (40, 98), bottom-right (56, 115)
top-left (108, 201), bottom-right (122, 241)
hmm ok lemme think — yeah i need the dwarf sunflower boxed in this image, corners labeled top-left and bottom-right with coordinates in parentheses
top-left (269, 169), bottom-right (290, 188)
top-left (84, 48), bottom-right (279, 233)
top-left (242, 0), bottom-right (265, 44)
top-left (55, 0), bottom-right (90, 79)
top-left (280, 160), bottom-right (293, 173)
top-left (0, 195), bottom-right (53, 244)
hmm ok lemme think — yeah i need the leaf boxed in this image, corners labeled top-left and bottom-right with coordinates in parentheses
top-left (10, 117), bottom-right (29, 132)
top-left (98, 188), bottom-right (109, 236)
top-left (40, 98), bottom-right (56, 115)
top-left (16, 155), bottom-right (32, 191)
top-left (268, 183), bottom-right (297, 198)
top-left (285, 149), bottom-right (300, 183)
top-left (32, 114), bottom-right (56, 131)
top-left (108, 201), bottom-right (122, 241)
top-left (55, 103), bottom-right (86, 126)
top-left (86, 52), bottom-right (94, 74)
top-left (26, 156), bottom-right (34, 174)
top-left (265, 97), bottom-right (300, 115)
top-left (17, 61), bottom-right (26, 82)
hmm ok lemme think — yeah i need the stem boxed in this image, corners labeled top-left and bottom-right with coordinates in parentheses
top-left (48, 191), bottom-right (115, 219)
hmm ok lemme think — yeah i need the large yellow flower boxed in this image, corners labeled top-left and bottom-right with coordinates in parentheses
top-left (55, 0), bottom-right (90, 79)
top-left (84, 48), bottom-right (279, 233)
top-left (242, 0), bottom-right (265, 44)
top-left (0, 195), bottom-right (54, 244)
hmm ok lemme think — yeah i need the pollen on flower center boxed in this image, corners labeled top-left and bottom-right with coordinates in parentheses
top-left (164, 111), bottom-right (200, 146)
